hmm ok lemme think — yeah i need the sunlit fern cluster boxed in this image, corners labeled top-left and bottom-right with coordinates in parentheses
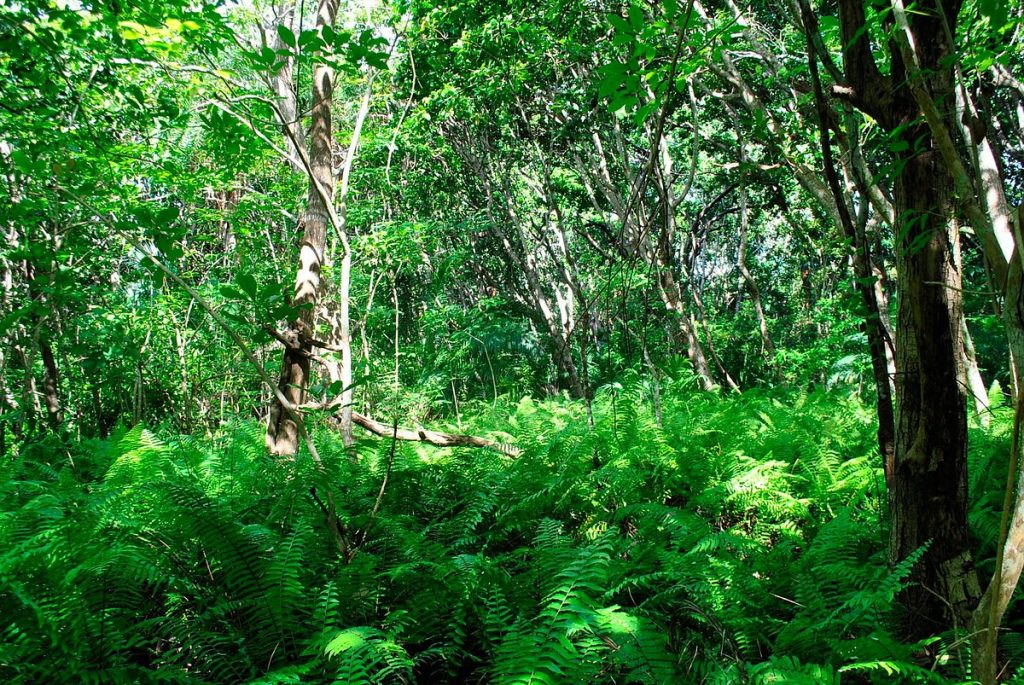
top-left (0, 383), bottom-right (1016, 683)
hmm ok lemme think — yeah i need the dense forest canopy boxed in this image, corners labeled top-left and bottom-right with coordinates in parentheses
top-left (2, 0), bottom-right (1024, 681)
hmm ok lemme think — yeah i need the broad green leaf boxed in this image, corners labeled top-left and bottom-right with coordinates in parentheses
top-left (277, 25), bottom-right (297, 48)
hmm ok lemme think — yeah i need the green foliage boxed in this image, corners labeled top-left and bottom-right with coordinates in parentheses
top-left (3, 383), bottom-right (998, 683)
top-left (1, 0), bottom-right (1021, 682)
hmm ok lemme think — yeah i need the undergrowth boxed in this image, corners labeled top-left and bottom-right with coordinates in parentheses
top-left (0, 380), bottom-right (1018, 683)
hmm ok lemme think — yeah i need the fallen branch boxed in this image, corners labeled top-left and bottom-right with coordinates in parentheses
top-left (350, 411), bottom-right (518, 454)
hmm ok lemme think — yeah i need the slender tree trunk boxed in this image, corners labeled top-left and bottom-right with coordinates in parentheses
top-left (15, 344), bottom-right (38, 433)
top-left (331, 77), bottom-right (373, 446)
top-left (271, 1), bottom-right (306, 173)
top-left (728, 103), bottom-right (774, 359)
top-left (962, 315), bottom-right (990, 427)
top-left (38, 338), bottom-right (61, 430)
top-left (736, 184), bottom-right (774, 358)
top-left (266, 0), bottom-right (339, 456)
top-left (801, 4), bottom-right (896, 484)
top-left (656, 267), bottom-right (716, 391)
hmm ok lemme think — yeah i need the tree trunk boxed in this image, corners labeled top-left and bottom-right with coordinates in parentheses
top-left (271, 1), bottom-right (306, 173)
top-left (962, 316), bottom-right (990, 427)
top-left (266, 0), bottom-right (339, 456)
top-left (830, 0), bottom-right (979, 638)
top-left (889, 143), bottom-right (979, 637)
top-left (331, 77), bottom-right (373, 446)
top-left (38, 338), bottom-right (62, 430)
top-left (656, 267), bottom-right (716, 391)
top-left (736, 183), bottom-right (775, 358)
top-left (801, 2), bottom-right (896, 484)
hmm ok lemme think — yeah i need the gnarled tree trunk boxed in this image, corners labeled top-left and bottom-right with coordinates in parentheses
top-left (833, 0), bottom-right (980, 639)
top-left (266, 0), bottom-right (340, 456)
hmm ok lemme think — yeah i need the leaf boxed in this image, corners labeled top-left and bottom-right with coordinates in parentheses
top-left (979, 0), bottom-right (1009, 27)
top-left (888, 139), bottom-right (909, 153)
top-left (0, 305), bottom-right (34, 338)
top-left (220, 284), bottom-right (245, 300)
top-left (118, 21), bottom-right (147, 40)
top-left (608, 14), bottom-right (632, 36)
top-left (255, 46), bottom-right (276, 66)
top-left (155, 205), bottom-right (179, 226)
top-left (628, 4), bottom-right (644, 30)
top-left (326, 628), bottom-right (371, 656)
top-left (277, 25), bottom-right (297, 48)
top-left (818, 15), bottom-right (839, 33)
top-left (10, 149), bottom-right (34, 174)
top-left (236, 273), bottom-right (258, 299)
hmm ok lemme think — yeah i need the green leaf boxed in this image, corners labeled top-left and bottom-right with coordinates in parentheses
top-left (326, 628), bottom-right (371, 656)
top-left (236, 273), bottom-right (258, 299)
top-left (979, 0), bottom-right (1009, 27)
top-left (277, 25), bottom-right (297, 48)
top-left (10, 149), bottom-right (34, 174)
top-left (220, 284), bottom-right (245, 300)
top-left (155, 205), bottom-right (179, 226)
top-left (118, 21), bottom-right (146, 40)
top-left (608, 13), bottom-right (632, 36)
top-left (628, 4), bottom-right (644, 30)
top-left (888, 139), bottom-right (909, 153)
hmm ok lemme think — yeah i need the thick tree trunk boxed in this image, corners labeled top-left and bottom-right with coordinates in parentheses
top-left (829, 0), bottom-right (979, 639)
top-left (890, 143), bottom-right (979, 637)
top-left (266, 0), bottom-right (339, 456)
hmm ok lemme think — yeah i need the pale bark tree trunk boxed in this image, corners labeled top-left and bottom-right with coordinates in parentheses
top-left (962, 316), bottom-right (990, 427)
top-left (580, 115), bottom-right (719, 391)
top-left (271, 1), bottom-right (306, 173)
top-left (15, 345), bottom-right (39, 432)
top-left (736, 179), bottom-right (774, 358)
top-left (329, 77), bottom-right (373, 446)
top-left (456, 137), bottom-right (585, 397)
top-left (651, 127), bottom-right (720, 392)
top-left (266, 0), bottom-right (340, 456)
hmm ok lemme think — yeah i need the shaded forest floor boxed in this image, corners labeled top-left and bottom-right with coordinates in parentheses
top-left (1, 381), bottom-right (1019, 683)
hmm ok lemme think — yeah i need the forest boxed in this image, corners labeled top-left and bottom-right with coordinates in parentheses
top-left (1, 0), bottom-right (1024, 682)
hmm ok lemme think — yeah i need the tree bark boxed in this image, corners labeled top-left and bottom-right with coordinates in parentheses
top-left (271, 1), bottom-right (306, 173)
top-left (831, 0), bottom-right (980, 638)
top-left (962, 315), bottom-right (990, 427)
top-left (889, 144), bottom-right (979, 636)
top-left (330, 76), bottom-right (373, 446)
top-left (800, 7), bottom-right (896, 482)
top-left (349, 410), bottom-right (516, 452)
top-left (38, 337), bottom-right (61, 430)
top-left (266, 0), bottom-right (340, 456)
top-left (736, 181), bottom-right (775, 358)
